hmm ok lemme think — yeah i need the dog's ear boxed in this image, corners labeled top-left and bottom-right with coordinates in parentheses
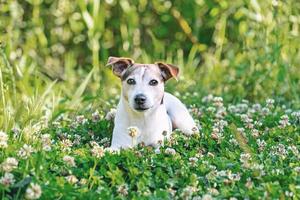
top-left (106, 56), bottom-right (134, 78)
top-left (155, 62), bottom-right (179, 81)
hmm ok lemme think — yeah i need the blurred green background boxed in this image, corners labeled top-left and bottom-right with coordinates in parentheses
top-left (0, 0), bottom-right (300, 131)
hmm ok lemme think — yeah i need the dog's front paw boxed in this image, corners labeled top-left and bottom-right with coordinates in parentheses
top-left (182, 126), bottom-right (199, 136)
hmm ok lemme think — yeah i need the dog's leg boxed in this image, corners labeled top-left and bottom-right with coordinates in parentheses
top-left (164, 92), bottom-right (199, 135)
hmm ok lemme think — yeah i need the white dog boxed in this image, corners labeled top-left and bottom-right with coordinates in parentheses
top-left (107, 56), bottom-right (198, 149)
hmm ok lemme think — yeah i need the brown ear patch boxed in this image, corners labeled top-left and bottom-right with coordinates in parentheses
top-left (106, 56), bottom-right (134, 78)
top-left (155, 62), bottom-right (179, 81)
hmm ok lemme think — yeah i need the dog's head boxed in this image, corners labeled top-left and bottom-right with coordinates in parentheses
top-left (106, 56), bottom-right (179, 112)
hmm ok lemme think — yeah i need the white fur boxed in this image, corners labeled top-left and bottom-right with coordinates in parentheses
top-left (111, 92), bottom-right (198, 149)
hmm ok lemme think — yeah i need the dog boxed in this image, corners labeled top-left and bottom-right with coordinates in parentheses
top-left (106, 56), bottom-right (198, 149)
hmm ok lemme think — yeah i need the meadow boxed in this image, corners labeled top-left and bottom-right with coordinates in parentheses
top-left (0, 0), bottom-right (300, 199)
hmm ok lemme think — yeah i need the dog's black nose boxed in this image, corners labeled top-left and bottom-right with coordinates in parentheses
top-left (134, 94), bottom-right (147, 105)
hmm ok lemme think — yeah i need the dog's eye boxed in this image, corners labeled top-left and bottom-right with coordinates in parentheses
top-left (149, 79), bottom-right (158, 86)
top-left (127, 78), bottom-right (136, 85)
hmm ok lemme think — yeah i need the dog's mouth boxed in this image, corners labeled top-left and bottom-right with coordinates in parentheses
top-left (134, 106), bottom-right (150, 111)
top-left (134, 104), bottom-right (151, 111)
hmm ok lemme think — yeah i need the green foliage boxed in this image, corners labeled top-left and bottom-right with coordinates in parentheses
top-left (0, 0), bottom-right (300, 199)
top-left (1, 96), bottom-right (300, 199)
top-left (0, 0), bottom-right (300, 131)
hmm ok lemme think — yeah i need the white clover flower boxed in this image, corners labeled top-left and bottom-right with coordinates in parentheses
top-left (257, 139), bottom-right (266, 151)
top-left (104, 147), bottom-right (119, 154)
top-left (291, 111), bottom-right (300, 123)
top-left (167, 187), bottom-right (176, 197)
top-left (117, 184), bottom-right (128, 196)
top-left (240, 153), bottom-right (252, 168)
top-left (91, 145), bottom-right (105, 158)
top-left (127, 126), bottom-right (139, 138)
top-left (41, 134), bottom-right (52, 151)
top-left (66, 175), bottom-right (78, 184)
top-left (0, 131), bottom-right (8, 148)
top-left (273, 144), bottom-right (288, 159)
top-left (211, 119), bottom-right (227, 142)
top-left (254, 120), bottom-right (263, 127)
top-left (293, 167), bottom-right (300, 173)
top-left (206, 107), bottom-right (216, 113)
top-left (271, 169), bottom-right (284, 175)
top-left (229, 138), bottom-right (238, 146)
top-left (100, 137), bottom-right (110, 144)
top-left (79, 178), bottom-right (87, 185)
top-left (25, 183), bottom-right (42, 200)
top-left (236, 103), bottom-right (248, 113)
top-left (181, 186), bottom-right (197, 199)
top-left (201, 94), bottom-right (214, 103)
top-left (285, 109), bottom-right (292, 114)
top-left (202, 194), bottom-right (213, 200)
top-left (1, 157), bottom-right (18, 172)
top-left (105, 108), bottom-right (117, 121)
top-left (90, 141), bottom-right (99, 147)
top-left (251, 163), bottom-right (265, 177)
top-left (207, 152), bottom-right (215, 158)
top-left (190, 107), bottom-right (202, 117)
top-left (41, 134), bottom-right (51, 141)
top-left (165, 147), bottom-right (176, 155)
top-left (288, 145), bottom-right (299, 157)
top-left (251, 129), bottom-right (259, 138)
top-left (217, 170), bottom-right (227, 177)
top-left (73, 134), bottom-right (82, 146)
top-left (60, 139), bottom-right (73, 152)
top-left (192, 196), bottom-right (202, 200)
top-left (228, 105), bottom-right (238, 113)
top-left (279, 115), bottom-right (290, 128)
top-left (154, 148), bottom-right (161, 154)
top-left (18, 144), bottom-right (35, 159)
top-left (237, 127), bottom-right (245, 133)
top-left (75, 115), bottom-right (88, 124)
top-left (207, 187), bottom-right (219, 195)
top-left (12, 127), bottom-right (21, 139)
top-left (266, 99), bottom-right (275, 107)
top-left (213, 97), bottom-right (223, 107)
top-left (189, 157), bottom-right (198, 166)
top-left (211, 128), bottom-right (223, 142)
top-left (0, 173), bottom-right (15, 187)
top-left (63, 155), bottom-right (76, 167)
top-left (261, 107), bottom-right (270, 115)
top-left (92, 110), bottom-right (100, 122)
top-left (215, 107), bottom-right (227, 119)
top-left (245, 178), bottom-right (253, 189)
top-left (228, 172), bottom-right (241, 181)
top-left (285, 191), bottom-right (294, 197)
top-left (240, 153), bottom-right (251, 162)
top-left (241, 114), bottom-right (253, 123)
top-left (252, 103), bottom-right (262, 111)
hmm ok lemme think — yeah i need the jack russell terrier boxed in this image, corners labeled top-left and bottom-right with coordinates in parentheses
top-left (106, 56), bottom-right (198, 149)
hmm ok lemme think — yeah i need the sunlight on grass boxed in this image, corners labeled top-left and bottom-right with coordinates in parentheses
top-left (0, 0), bottom-right (300, 199)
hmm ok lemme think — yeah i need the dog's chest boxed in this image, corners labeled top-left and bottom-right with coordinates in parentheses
top-left (131, 114), bottom-right (171, 142)
top-left (125, 110), bottom-right (171, 145)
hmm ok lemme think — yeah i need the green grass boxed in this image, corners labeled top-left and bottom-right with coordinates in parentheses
top-left (0, 0), bottom-right (300, 199)
top-left (1, 95), bottom-right (300, 199)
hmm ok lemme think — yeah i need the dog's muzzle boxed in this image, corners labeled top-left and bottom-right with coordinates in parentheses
top-left (134, 94), bottom-right (149, 111)
top-left (134, 94), bottom-right (146, 105)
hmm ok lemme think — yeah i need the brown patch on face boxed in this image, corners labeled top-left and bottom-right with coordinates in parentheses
top-left (106, 56), bottom-right (134, 78)
top-left (155, 62), bottom-right (179, 81)
top-left (121, 65), bottom-right (139, 81)
top-left (121, 64), bottom-right (164, 82)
